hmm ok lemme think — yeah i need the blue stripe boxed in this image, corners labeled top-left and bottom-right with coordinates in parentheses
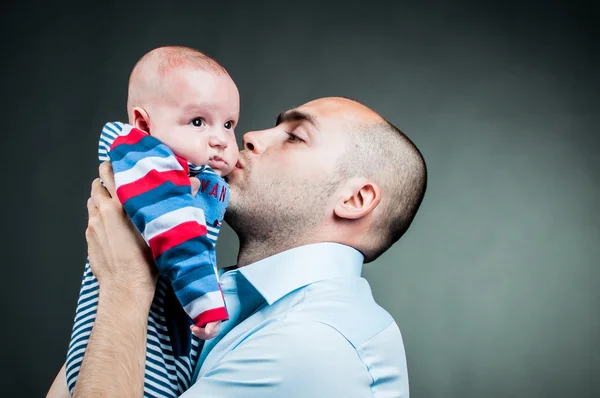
top-left (144, 363), bottom-right (177, 387)
top-left (146, 329), bottom-right (174, 355)
top-left (111, 143), bottom-right (176, 174)
top-left (110, 134), bottom-right (172, 166)
top-left (143, 375), bottom-right (178, 398)
top-left (68, 332), bottom-right (93, 350)
top-left (76, 292), bottom-right (98, 307)
top-left (173, 272), bottom-right (221, 305)
top-left (125, 183), bottom-right (195, 228)
top-left (75, 300), bottom-right (98, 316)
top-left (158, 237), bottom-right (213, 280)
top-left (103, 121), bottom-right (123, 135)
top-left (66, 350), bottom-right (86, 369)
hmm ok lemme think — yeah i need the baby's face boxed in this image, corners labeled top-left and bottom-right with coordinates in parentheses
top-left (145, 67), bottom-right (240, 176)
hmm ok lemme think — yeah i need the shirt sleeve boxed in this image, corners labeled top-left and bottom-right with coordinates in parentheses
top-left (181, 321), bottom-right (375, 397)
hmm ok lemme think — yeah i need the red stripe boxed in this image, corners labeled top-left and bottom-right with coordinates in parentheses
top-left (175, 156), bottom-right (189, 175)
top-left (116, 169), bottom-right (191, 203)
top-left (148, 221), bottom-right (207, 258)
top-left (110, 127), bottom-right (146, 150)
top-left (193, 306), bottom-right (229, 327)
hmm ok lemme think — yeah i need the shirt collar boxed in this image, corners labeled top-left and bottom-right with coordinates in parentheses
top-left (237, 242), bottom-right (364, 305)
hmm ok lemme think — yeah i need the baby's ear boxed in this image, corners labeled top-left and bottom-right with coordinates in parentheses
top-left (132, 107), bottom-right (151, 133)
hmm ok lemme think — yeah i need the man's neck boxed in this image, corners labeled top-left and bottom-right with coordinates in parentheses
top-left (236, 237), bottom-right (314, 268)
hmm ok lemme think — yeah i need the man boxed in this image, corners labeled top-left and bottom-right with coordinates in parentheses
top-left (47, 97), bottom-right (427, 397)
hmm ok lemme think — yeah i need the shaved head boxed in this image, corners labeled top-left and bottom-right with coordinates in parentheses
top-left (227, 96), bottom-right (426, 266)
top-left (333, 98), bottom-right (427, 261)
top-left (297, 97), bottom-right (426, 262)
top-left (126, 46), bottom-right (228, 121)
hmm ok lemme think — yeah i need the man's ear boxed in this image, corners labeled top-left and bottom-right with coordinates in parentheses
top-left (132, 107), bottom-right (151, 133)
top-left (334, 179), bottom-right (382, 220)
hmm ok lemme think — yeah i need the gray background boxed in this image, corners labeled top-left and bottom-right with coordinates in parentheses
top-left (1, 1), bottom-right (597, 397)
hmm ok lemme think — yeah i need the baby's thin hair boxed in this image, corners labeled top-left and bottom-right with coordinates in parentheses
top-left (132, 46), bottom-right (228, 77)
top-left (126, 46), bottom-right (228, 119)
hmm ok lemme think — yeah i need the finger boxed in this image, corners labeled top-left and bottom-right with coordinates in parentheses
top-left (86, 197), bottom-right (98, 217)
top-left (190, 176), bottom-right (200, 196)
top-left (190, 325), bottom-right (212, 340)
top-left (99, 162), bottom-right (117, 198)
top-left (90, 178), bottom-right (112, 206)
top-left (206, 321), bottom-right (220, 337)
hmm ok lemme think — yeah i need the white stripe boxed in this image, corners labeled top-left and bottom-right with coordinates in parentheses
top-left (69, 329), bottom-right (92, 348)
top-left (206, 225), bottom-right (219, 234)
top-left (175, 366), bottom-right (191, 387)
top-left (72, 307), bottom-right (98, 330)
top-left (65, 364), bottom-right (81, 382)
top-left (66, 346), bottom-right (86, 364)
top-left (146, 333), bottom-right (175, 352)
top-left (144, 385), bottom-right (175, 398)
top-left (149, 309), bottom-right (167, 321)
top-left (143, 206), bottom-right (207, 241)
top-left (146, 351), bottom-right (177, 370)
top-left (114, 155), bottom-right (184, 187)
top-left (148, 320), bottom-right (169, 333)
top-left (145, 360), bottom-right (177, 382)
top-left (79, 284), bottom-right (99, 297)
top-left (183, 290), bottom-right (224, 319)
top-left (81, 274), bottom-right (98, 284)
top-left (77, 288), bottom-right (98, 302)
top-left (175, 359), bottom-right (192, 379)
top-left (144, 376), bottom-right (179, 397)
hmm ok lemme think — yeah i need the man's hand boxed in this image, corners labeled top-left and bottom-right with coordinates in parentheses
top-left (86, 162), bottom-right (156, 300)
top-left (73, 162), bottom-right (157, 397)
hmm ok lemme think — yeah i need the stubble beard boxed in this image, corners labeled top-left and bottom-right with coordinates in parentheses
top-left (225, 165), bottom-right (338, 254)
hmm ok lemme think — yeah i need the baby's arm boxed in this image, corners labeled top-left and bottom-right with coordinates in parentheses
top-left (108, 124), bottom-right (228, 329)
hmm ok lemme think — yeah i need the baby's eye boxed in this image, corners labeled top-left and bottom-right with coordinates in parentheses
top-left (224, 121), bottom-right (234, 130)
top-left (189, 118), bottom-right (205, 127)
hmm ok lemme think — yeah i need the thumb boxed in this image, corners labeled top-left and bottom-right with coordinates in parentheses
top-left (190, 176), bottom-right (200, 196)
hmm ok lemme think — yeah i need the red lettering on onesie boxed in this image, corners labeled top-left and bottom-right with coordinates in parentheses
top-left (209, 183), bottom-right (219, 198)
top-left (200, 179), bottom-right (210, 193)
top-left (219, 186), bottom-right (227, 202)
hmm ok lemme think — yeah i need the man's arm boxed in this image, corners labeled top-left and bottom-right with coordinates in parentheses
top-left (46, 363), bottom-right (69, 398)
top-left (182, 321), bottom-right (375, 397)
top-left (72, 163), bottom-right (156, 397)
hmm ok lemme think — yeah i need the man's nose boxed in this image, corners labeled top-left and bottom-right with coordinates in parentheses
top-left (242, 129), bottom-right (276, 154)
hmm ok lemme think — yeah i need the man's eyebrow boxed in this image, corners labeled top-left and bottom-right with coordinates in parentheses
top-left (275, 110), bottom-right (319, 129)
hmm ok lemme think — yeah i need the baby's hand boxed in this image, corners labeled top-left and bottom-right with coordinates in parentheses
top-left (191, 321), bottom-right (221, 340)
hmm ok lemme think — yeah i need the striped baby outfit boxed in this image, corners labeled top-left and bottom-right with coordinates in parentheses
top-left (65, 122), bottom-right (230, 397)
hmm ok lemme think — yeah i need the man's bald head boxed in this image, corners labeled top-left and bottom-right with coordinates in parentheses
top-left (126, 46), bottom-right (228, 121)
top-left (305, 97), bottom-right (427, 262)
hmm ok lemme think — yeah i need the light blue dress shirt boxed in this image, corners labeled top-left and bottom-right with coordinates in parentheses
top-left (182, 242), bottom-right (409, 397)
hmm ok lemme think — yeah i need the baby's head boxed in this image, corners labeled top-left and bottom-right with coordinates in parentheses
top-left (127, 46), bottom-right (239, 176)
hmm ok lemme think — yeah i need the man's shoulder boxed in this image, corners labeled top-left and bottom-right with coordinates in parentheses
top-left (286, 276), bottom-right (401, 349)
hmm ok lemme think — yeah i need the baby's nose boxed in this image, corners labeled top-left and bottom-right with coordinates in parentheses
top-left (209, 132), bottom-right (228, 148)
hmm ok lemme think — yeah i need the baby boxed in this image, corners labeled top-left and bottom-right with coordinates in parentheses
top-left (65, 46), bottom-right (240, 397)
